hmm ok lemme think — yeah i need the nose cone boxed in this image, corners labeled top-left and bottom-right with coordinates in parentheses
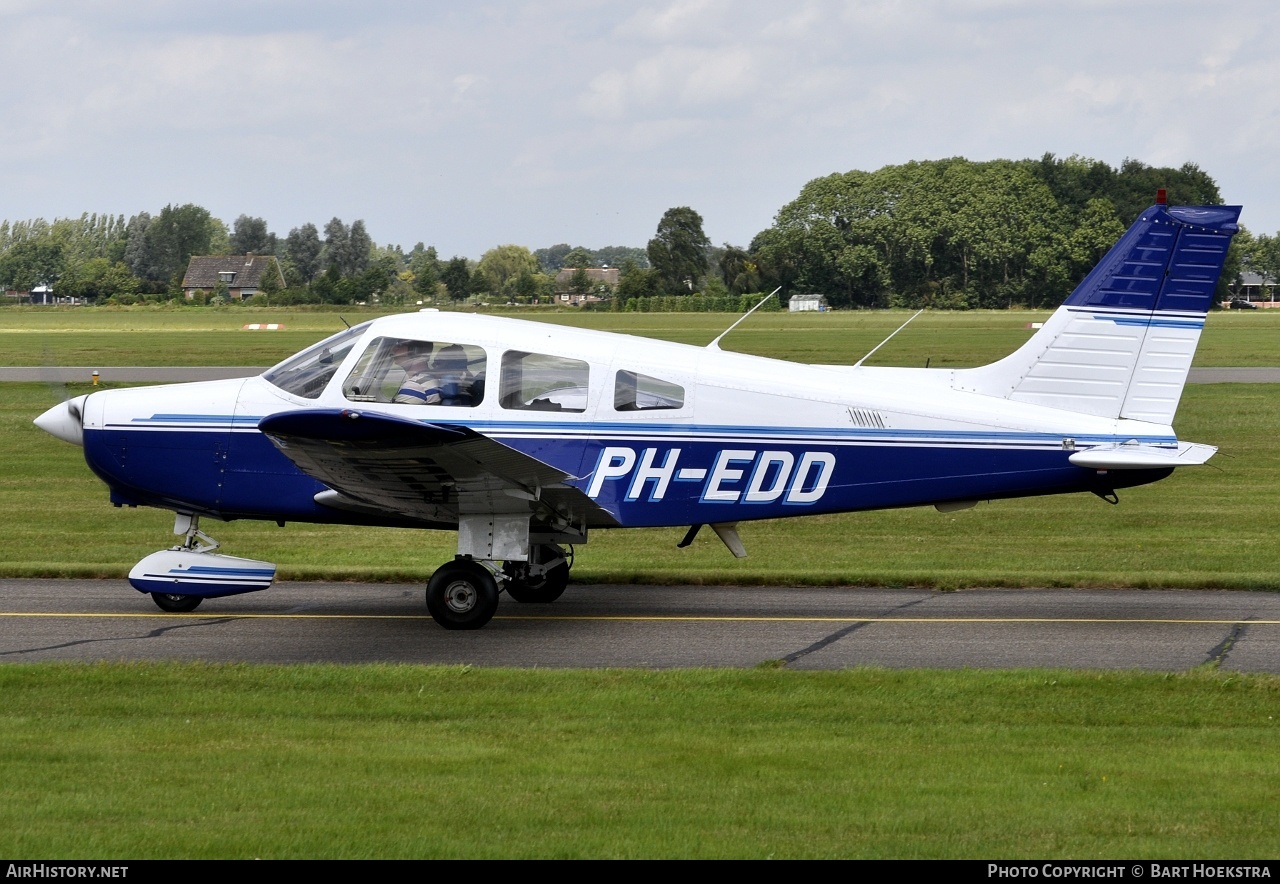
top-left (34, 395), bottom-right (87, 446)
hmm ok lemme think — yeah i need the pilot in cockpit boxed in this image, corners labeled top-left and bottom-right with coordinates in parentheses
top-left (391, 341), bottom-right (443, 404)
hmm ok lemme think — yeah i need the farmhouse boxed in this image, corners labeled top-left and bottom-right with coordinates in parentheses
top-left (182, 255), bottom-right (285, 301)
top-left (553, 266), bottom-right (619, 306)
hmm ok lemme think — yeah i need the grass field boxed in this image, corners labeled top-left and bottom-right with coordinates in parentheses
top-left (2, 305), bottom-right (1278, 859)
top-left (1, 664), bottom-right (1277, 859)
top-left (3, 304), bottom-right (1280, 366)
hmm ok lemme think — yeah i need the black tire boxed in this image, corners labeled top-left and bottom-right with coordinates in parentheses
top-left (426, 560), bottom-right (500, 630)
top-left (151, 593), bottom-right (203, 613)
top-left (502, 559), bottom-right (570, 604)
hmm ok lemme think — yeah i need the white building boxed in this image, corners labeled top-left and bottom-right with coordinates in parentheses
top-left (788, 293), bottom-right (828, 312)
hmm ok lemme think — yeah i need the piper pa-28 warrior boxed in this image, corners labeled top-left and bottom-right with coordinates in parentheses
top-left (35, 195), bottom-right (1241, 629)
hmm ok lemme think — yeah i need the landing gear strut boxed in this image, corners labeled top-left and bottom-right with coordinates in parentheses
top-left (147, 515), bottom-right (219, 614)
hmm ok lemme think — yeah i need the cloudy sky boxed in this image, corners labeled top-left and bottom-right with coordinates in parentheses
top-left (3, 0), bottom-right (1278, 258)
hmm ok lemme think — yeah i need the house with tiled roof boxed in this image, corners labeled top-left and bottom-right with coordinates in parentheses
top-left (181, 255), bottom-right (285, 300)
top-left (553, 266), bottom-right (619, 306)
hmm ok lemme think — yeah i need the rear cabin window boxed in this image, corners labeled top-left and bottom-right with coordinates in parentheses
top-left (499, 351), bottom-right (589, 413)
top-left (343, 336), bottom-right (486, 407)
top-left (614, 370), bottom-right (684, 411)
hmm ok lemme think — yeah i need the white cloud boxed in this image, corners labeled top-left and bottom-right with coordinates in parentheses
top-left (2, 0), bottom-right (1280, 256)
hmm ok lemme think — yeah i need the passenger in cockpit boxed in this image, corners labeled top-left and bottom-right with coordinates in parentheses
top-left (432, 344), bottom-right (476, 406)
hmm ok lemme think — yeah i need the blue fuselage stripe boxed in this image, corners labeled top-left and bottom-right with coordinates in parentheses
top-left (83, 423), bottom-right (1170, 529)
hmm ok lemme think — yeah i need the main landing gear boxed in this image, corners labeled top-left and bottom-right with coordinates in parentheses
top-left (502, 544), bottom-right (571, 604)
top-left (424, 544), bottom-right (572, 630)
top-left (425, 560), bottom-right (500, 630)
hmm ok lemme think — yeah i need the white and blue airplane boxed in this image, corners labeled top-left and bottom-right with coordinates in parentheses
top-left (35, 196), bottom-right (1240, 629)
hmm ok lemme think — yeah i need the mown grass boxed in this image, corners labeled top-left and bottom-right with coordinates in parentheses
top-left (0, 663), bottom-right (1277, 859)
top-left (3, 308), bottom-right (1279, 860)
top-left (2, 304), bottom-right (1279, 366)
top-left (4, 382), bottom-right (1279, 588)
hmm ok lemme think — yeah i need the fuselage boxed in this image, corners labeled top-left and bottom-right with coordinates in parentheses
top-left (71, 310), bottom-right (1176, 530)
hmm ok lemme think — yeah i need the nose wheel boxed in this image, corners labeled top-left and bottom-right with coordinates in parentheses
top-left (426, 560), bottom-right (500, 630)
top-left (150, 593), bottom-right (203, 613)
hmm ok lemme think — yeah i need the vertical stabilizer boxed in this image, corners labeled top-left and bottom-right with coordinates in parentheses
top-left (957, 203), bottom-right (1240, 422)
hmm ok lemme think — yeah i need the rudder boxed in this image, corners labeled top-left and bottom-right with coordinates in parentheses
top-left (958, 201), bottom-right (1240, 422)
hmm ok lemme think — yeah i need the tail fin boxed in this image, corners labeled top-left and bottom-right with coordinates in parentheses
top-left (958, 202), bottom-right (1241, 423)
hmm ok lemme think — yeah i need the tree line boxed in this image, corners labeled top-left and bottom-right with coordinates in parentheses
top-left (0, 206), bottom-right (650, 307)
top-left (0, 154), bottom-right (1261, 309)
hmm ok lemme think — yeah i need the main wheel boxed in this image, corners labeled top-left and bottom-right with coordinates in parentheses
top-left (502, 558), bottom-right (570, 604)
top-left (151, 592), bottom-right (203, 613)
top-left (426, 560), bottom-right (499, 630)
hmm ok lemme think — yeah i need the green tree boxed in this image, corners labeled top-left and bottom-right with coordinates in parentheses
top-left (125, 204), bottom-right (217, 286)
top-left (569, 266), bottom-right (591, 295)
top-left (284, 223), bottom-right (324, 284)
top-left (348, 220), bottom-right (373, 276)
top-left (647, 207), bottom-right (711, 294)
top-left (440, 256), bottom-right (472, 302)
top-left (0, 236), bottom-right (64, 290)
top-left (409, 243), bottom-right (441, 298)
top-left (615, 259), bottom-right (660, 304)
top-left (476, 244), bottom-right (540, 300)
top-left (57, 258), bottom-right (139, 302)
top-left (719, 245), bottom-right (760, 295)
top-left (595, 245), bottom-right (648, 269)
top-left (230, 215), bottom-right (276, 255)
top-left (534, 243), bottom-right (573, 272)
top-left (562, 246), bottom-right (595, 268)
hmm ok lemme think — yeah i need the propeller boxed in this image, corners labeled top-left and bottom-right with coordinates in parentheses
top-left (33, 347), bottom-right (88, 446)
top-left (34, 394), bottom-right (87, 446)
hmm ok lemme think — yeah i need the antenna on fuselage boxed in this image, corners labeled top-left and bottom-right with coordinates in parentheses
top-left (852, 309), bottom-right (923, 368)
top-left (339, 315), bottom-right (352, 329)
top-left (706, 287), bottom-right (782, 351)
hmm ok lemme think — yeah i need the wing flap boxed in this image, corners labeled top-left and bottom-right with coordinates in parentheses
top-left (259, 408), bottom-right (614, 526)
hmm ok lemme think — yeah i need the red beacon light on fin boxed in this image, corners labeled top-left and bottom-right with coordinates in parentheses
top-left (1156, 188), bottom-right (1167, 205)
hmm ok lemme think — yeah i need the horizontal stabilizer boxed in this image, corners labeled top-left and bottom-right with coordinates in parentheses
top-left (1069, 441), bottom-right (1217, 470)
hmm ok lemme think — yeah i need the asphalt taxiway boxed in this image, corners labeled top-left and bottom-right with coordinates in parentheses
top-left (2, 579), bottom-right (1277, 671)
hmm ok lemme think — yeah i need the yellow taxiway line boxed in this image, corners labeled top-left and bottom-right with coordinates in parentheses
top-left (0, 612), bottom-right (1277, 625)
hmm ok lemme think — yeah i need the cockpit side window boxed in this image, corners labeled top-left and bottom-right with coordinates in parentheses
top-left (343, 336), bottom-right (486, 406)
top-left (499, 351), bottom-right (589, 413)
top-left (263, 322), bottom-right (370, 399)
top-left (614, 370), bottom-right (684, 411)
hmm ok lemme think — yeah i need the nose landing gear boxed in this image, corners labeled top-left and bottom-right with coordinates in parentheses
top-left (129, 514), bottom-right (277, 613)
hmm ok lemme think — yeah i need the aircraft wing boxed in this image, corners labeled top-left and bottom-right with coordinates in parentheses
top-left (258, 409), bottom-right (616, 527)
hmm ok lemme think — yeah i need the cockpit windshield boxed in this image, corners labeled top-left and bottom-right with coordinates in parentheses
top-left (262, 322), bottom-right (371, 399)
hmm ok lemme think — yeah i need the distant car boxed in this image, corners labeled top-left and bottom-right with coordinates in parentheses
top-left (1230, 299), bottom-right (1258, 310)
